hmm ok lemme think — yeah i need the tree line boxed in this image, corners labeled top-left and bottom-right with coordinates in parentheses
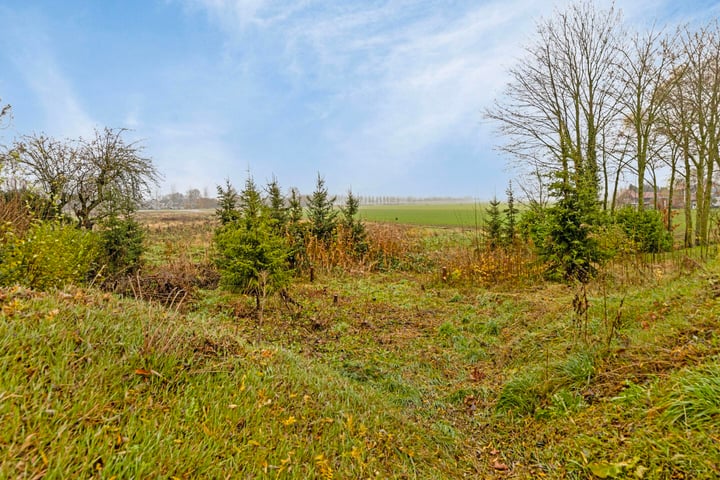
top-left (487, 1), bottom-right (720, 252)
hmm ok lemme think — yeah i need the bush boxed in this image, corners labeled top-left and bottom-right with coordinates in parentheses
top-left (0, 221), bottom-right (99, 290)
top-left (96, 215), bottom-right (146, 277)
top-left (614, 207), bottom-right (672, 253)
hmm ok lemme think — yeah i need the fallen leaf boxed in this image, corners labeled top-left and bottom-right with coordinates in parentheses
top-left (493, 459), bottom-right (509, 471)
top-left (134, 369), bottom-right (152, 377)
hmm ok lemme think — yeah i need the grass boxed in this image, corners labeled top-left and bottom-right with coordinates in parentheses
top-left (0, 286), bottom-right (463, 478)
top-left (2, 212), bottom-right (720, 478)
top-left (360, 203), bottom-right (488, 227)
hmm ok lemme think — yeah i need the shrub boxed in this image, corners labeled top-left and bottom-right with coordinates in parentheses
top-left (0, 220), bottom-right (100, 290)
top-left (0, 192), bottom-right (33, 239)
top-left (614, 206), bottom-right (672, 253)
top-left (96, 215), bottom-right (146, 277)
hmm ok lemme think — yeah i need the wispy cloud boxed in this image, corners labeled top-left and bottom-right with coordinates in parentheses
top-left (0, 7), bottom-right (95, 139)
top-left (178, 0), bottom-right (544, 193)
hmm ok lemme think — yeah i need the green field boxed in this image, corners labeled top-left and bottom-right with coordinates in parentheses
top-left (360, 203), bottom-right (489, 227)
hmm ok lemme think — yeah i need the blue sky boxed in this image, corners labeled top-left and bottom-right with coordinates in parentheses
top-left (1, 1), bottom-right (718, 198)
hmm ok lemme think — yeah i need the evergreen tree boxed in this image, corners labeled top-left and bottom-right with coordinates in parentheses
top-left (238, 175), bottom-right (264, 229)
top-left (213, 219), bottom-right (289, 320)
top-left (536, 173), bottom-right (606, 283)
top-left (215, 179), bottom-right (240, 225)
top-left (213, 174), bottom-right (290, 320)
top-left (286, 187), bottom-right (307, 269)
top-left (307, 173), bottom-right (337, 243)
top-left (288, 187), bottom-right (303, 224)
top-left (340, 189), bottom-right (367, 254)
top-left (265, 175), bottom-right (288, 235)
top-left (484, 196), bottom-right (503, 249)
top-left (504, 181), bottom-right (519, 245)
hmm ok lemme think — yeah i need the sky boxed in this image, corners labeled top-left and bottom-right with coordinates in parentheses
top-left (1, 0), bottom-right (718, 199)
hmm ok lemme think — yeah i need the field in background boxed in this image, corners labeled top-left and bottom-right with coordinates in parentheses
top-left (360, 202), bottom-right (488, 227)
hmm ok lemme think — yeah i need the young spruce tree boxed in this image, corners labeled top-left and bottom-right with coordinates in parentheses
top-left (340, 189), bottom-right (367, 254)
top-left (215, 179), bottom-right (240, 225)
top-left (504, 181), bottom-right (519, 245)
top-left (265, 175), bottom-right (288, 235)
top-left (213, 176), bottom-right (290, 321)
top-left (485, 196), bottom-right (503, 249)
top-left (307, 173), bottom-right (337, 243)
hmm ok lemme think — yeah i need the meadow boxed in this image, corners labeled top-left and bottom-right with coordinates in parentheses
top-left (1, 209), bottom-right (720, 478)
top-left (360, 203), bottom-right (487, 227)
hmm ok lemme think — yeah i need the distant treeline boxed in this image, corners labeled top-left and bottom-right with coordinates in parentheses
top-left (143, 188), bottom-right (476, 210)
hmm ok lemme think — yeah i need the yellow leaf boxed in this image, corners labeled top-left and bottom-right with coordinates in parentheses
top-left (282, 416), bottom-right (297, 426)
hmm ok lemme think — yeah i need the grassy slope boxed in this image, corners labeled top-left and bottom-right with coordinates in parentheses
top-left (2, 261), bottom-right (720, 478)
top-left (0, 287), bottom-right (462, 478)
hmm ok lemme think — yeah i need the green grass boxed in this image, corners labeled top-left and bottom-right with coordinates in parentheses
top-left (4, 215), bottom-right (720, 478)
top-left (360, 203), bottom-right (489, 227)
top-left (0, 286), bottom-right (464, 478)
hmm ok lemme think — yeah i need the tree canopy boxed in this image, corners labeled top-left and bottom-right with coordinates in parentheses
top-left (4, 127), bottom-right (160, 228)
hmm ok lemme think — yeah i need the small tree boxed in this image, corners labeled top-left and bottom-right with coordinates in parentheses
top-left (504, 181), bottom-right (519, 245)
top-left (237, 174), bottom-right (264, 228)
top-left (286, 187), bottom-right (307, 269)
top-left (7, 128), bottom-right (159, 229)
top-left (96, 214), bottom-right (146, 277)
top-left (214, 221), bottom-right (289, 321)
top-left (213, 175), bottom-right (290, 321)
top-left (288, 187), bottom-right (303, 224)
top-left (72, 128), bottom-right (160, 229)
top-left (484, 197), bottom-right (503, 249)
top-left (535, 177), bottom-right (605, 283)
top-left (215, 179), bottom-right (240, 225)
top-left (340, 189), bottom-right (367, 254)
top-left (265, 175), bottom-right (288, 235)
top-left (307, 173), bottom-right (337, 243)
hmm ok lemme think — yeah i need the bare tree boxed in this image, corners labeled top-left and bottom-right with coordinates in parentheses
top-left (617, 27), bottom-right (674, 211)
top-left (6, 134), bottom-right (77, 216)
top-left (663, 22), bottom-right (720, 248)
top-left (5, 128), bottom-right (160, 229)
top-left (486, 1), bottom-right (624, 203)
top-left (71, 128), bottom-right (160, 229)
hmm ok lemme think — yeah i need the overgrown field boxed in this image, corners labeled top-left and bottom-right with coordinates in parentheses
top-left (2, 211), bottom-right (720, 478)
